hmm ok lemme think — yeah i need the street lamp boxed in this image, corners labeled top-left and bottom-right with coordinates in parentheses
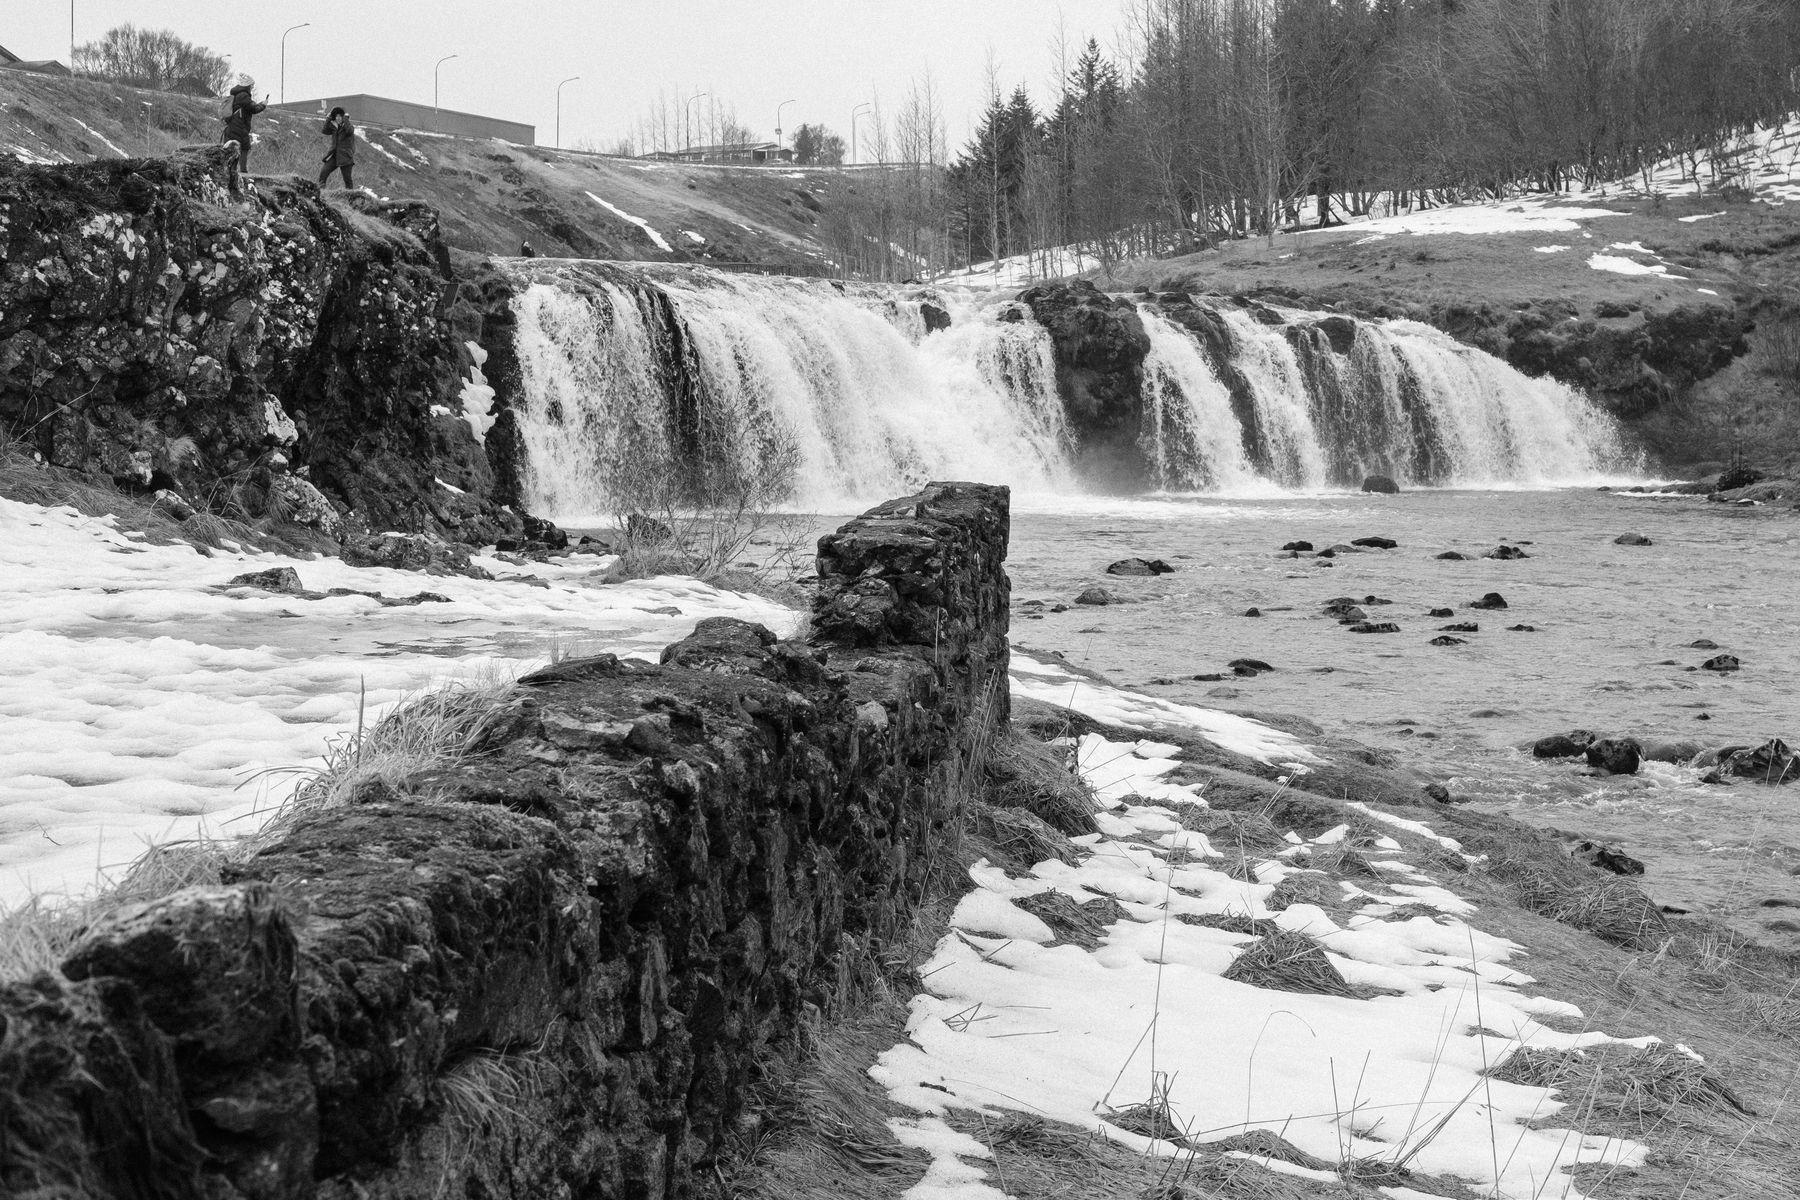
top-left (850, 102), bottom-right (871, 166)
top-left (434, 54), bottom-right (458, 134)
top-left (556, 76), bottom-right (580, 149)
top-left (684, 91), bottom-right (708, 152)
top-left (775, 98), bottom-right (796, 149)
top-left (280, 23), bottom-right (310, 104)
top-left (69, 2), bottom-right (75, 73)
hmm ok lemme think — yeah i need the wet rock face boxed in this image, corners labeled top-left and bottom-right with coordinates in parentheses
top-left (1019, 280), bottom-right (1151, 489)
top-left (0, 147), bottom-right (499, 540)
top-left (0, 485), bottom-right (1012, 1200)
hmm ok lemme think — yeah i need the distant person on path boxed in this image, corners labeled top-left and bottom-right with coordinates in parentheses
top-left (319, 107), bottom-right (357, 189)
top-left (222, 81), bottom-right (267, 182)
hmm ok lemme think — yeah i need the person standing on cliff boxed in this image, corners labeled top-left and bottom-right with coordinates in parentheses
top-left (222, 80), bottom-right (267, 194)
top-left (318, 107), bottom-right (357, 190)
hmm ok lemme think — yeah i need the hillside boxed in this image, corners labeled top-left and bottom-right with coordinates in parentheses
top-left (0, 68), bottom-right (857, 269)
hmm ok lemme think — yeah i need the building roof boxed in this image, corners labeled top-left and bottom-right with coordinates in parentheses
top-left (0, 44), bottom-right (71, 74)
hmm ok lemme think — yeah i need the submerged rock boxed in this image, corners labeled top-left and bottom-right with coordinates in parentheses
top-left (1351, 536), bottom-right (1398, 549)
top-left (342, 533), bottom-right (492, 578)
top-left (1349, 621), bottom-right (1400, 633)
top-left (1281, 540), bottom-right (1314, 552)
top-left (1428, 607), bottom-right (1454, 618)
top-left (1705, 738), bottom-right (1799, 784)
top-left (1439, 622), bottom-right (1479, 633)
top-left (1430, 635), bottom-right (1467, 646)
top-left (1484, 545), bottom-right (1530, 560)
top-left (1073, 586), bottom-right (1117, 606)
top-left (1470, 592), bottom-right (1509, 610)
top-left (1701, 654), bottom-right (1741, 672)
top-left (1614, 533), bottom-right (1653, 546)
top-left (1436, 551), bottom-right (1470, 560)
top-left (1361, 475), bottom-right (1400, 494)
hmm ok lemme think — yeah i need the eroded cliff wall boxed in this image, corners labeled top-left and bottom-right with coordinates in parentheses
top-left (0, 146), bottom-right (511, 541)
top-left (0, 481), bottom-right (1010, 1200)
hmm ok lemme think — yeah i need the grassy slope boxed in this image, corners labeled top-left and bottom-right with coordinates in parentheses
top-left (0, 69), bottom-right (851, 268)
top-left (1100, 188), bottom-right (1800, 475)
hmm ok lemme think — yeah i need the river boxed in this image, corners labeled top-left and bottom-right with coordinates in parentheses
top-left (999, 486), bottom-right (1800, 944)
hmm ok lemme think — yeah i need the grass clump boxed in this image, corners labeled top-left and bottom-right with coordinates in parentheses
top-left (983, 730), bottom-right (1099, 837)
top-left (1490, 1041), bottom-right (1752, 1129)
top-left (1014, 889), bottom-right (1126, 950)
top-left (1221, 929), bottom-right (1363, 998)
top-left (1482, 848), bottom-right (1669, 948)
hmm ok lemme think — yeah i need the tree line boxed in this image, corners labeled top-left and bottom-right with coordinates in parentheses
top-left (855, 0), bottom-right (1800, 276)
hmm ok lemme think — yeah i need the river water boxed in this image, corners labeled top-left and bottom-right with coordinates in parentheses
top-left (997, 486), bottom-right (1800, 943)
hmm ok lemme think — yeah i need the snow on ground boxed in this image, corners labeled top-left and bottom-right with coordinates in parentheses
top-left (877, 711), bottom-right (1661, 1199)
top-left (0, 496), bottom-right (796, 908)
top-left (1011, 654), bottom-right (1319, 770)
top-left (70, 118), bottom-right (128, 159)
top-left (1343, 202), bottom-right (1631, 239)
top-left (935, 244), bottom-right (1101, 289)
top-left (585, 191), bottom-right (674, 252)
top-left (362, 138), bottom-right (417, 171)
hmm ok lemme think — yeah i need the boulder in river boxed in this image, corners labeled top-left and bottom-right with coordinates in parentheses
top-left (1701, 654), bottom-right (1740, 672)
top-left (1614, 533), bottom-right (1653, 546)
top-left (1361, 475), bottom-right (1400, 494)
top-left (1484, 545), bottom-right (1530, 560)
top-left (1349, 621), bottom-right (1400, 633)
top-left (1281, 541), bottom-right (1314, 552)
top-left (1436, 551), bottom-right (1470, 560)
top-left (1469, 592), bottom-right (1509, 610)
top-left (1326, 605), bottom-right (1368, 623)
top-left (1074, 587), bottom-right (1117, 606)
top-left (1508, 624), bottom-right (1538, 632)
top-left (342, 533), bottom-right (493, 579)
top-left (1352, 537), bottom-right (1399, 549)
top-left (1534, 731), bottom-right (1597, 758)
top-left (1229, 658), bottom-right (1275, 675)
top-left (1706, 738), bottom-right (1798, 784)
top-left (1585, 737), bottom-right (1643, 775)
top-left (1244, 607), bottom-right (1263, 617)
top-left (1106, 557), bottom-right (1176, 576)
top-left (1430, 636), bottom-right (1467, 646)
top-left (1689, 639), bottom-right (1720, 649)
top-left (1429, 607), bottom-right (1454, 618)
top-left (1439, 622), bottom-right (1479, 633)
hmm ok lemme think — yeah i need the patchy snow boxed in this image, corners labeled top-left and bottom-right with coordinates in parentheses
top-left (70, 118), bottom-right (129, 159)
top-left (681, 229), bottom-right (706, 244)
top-left (877, 724), bottom-right (1660, 1199)
top-left (1010, 654), bottom-right (1319, 768)
top-left (363, 138), bottom-right (416, 171)
top-left (1698, 287), bottom-right (1720, 295)
top-left (385, 133), bottom-right (432, 165)
top-left (0, 496), bottom-right (797, 908)
top-left (585, 191), bottom-right (674, 251)
top-left (1346, 202), bottom-right (1629, 238)
top-left (935, 244), bottom-right (1100, 288)
top-left (1534, 245), bottom-right (1571, 253)
top-left (1678, 211), bottom-right (1727, 223)
top-left (1587, 253), bottom-right (1678, 277)
top-left (459, 340), bottom-right (497, 442)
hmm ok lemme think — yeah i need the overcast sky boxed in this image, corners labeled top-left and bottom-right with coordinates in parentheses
top-left (10, 1), bottom-right (1135, 151)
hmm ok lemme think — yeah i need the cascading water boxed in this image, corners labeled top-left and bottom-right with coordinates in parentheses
top-left (503, 262), bottom-right (1641, 516)
top-left (509, 265), bottom-right (1071, 517)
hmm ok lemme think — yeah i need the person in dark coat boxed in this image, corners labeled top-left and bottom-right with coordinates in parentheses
top-left (318, 106), bottom-right (357, 189)
top-left (221, 82), bottom-right (266, 175)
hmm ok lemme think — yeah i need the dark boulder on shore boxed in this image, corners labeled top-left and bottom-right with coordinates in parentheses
top-left (1586, 737), bottom-right (1643, 775)
top-left (1570, 839), bottom-right (1647, 875)
top-left (1361, 475), bottom-right (1400, 494)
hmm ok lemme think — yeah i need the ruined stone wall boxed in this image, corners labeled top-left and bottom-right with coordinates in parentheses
top-left (0, 146), bottom-right (510, 540)
top-left (0, 481), bottom-right (1010, 1200)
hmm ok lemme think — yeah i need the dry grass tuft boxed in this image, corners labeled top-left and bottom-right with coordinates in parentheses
top-left (975, 806), bottom-right (1076, 871)
top-left (1265, 871), bottom-right (1339, 912)
top-left (1490, 1041), bottom-right (1752, 1130)
top-left (1221, 928), bottom-right (1363, 998)
top-left (1014, 890), bottom-right (1126, 950)
top-left (1485, 851), bottom-right (1669, 948)
top-left (984, 733), bottom-right (1099, 836)
top-left (1177, 911), bottom-right (1280, 936)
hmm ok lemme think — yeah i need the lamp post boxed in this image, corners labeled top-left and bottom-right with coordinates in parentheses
top-left (774, 98), bottom-right (796, 150)
top-left (280, 23), bottom-right (310, 104)
top-left (69, 2), bottom-right (75, 72)
top-left (434, 54), bottom-right (458, 134)
top-left (684, 90), bottom-right (708, 153)
top-left (556, 76), bottom-right (580, 149)
top-left (850, 102), bottom-right (870, 166)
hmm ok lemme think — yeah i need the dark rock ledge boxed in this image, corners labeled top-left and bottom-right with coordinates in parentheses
top-left (0, 481), bottom-right (1010, 1200)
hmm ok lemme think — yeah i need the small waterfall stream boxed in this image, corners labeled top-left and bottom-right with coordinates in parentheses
top-left (503, 263), bottom-right (1640, 516)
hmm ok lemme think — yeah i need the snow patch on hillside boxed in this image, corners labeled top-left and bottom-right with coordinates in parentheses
top-left (586, 191), bottom-right (673, 251)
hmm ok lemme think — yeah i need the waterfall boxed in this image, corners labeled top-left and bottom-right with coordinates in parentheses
top-left (509, 265), bottom-right (1071, 517)
top-left (503, 263), bottom-right (1640, 516)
